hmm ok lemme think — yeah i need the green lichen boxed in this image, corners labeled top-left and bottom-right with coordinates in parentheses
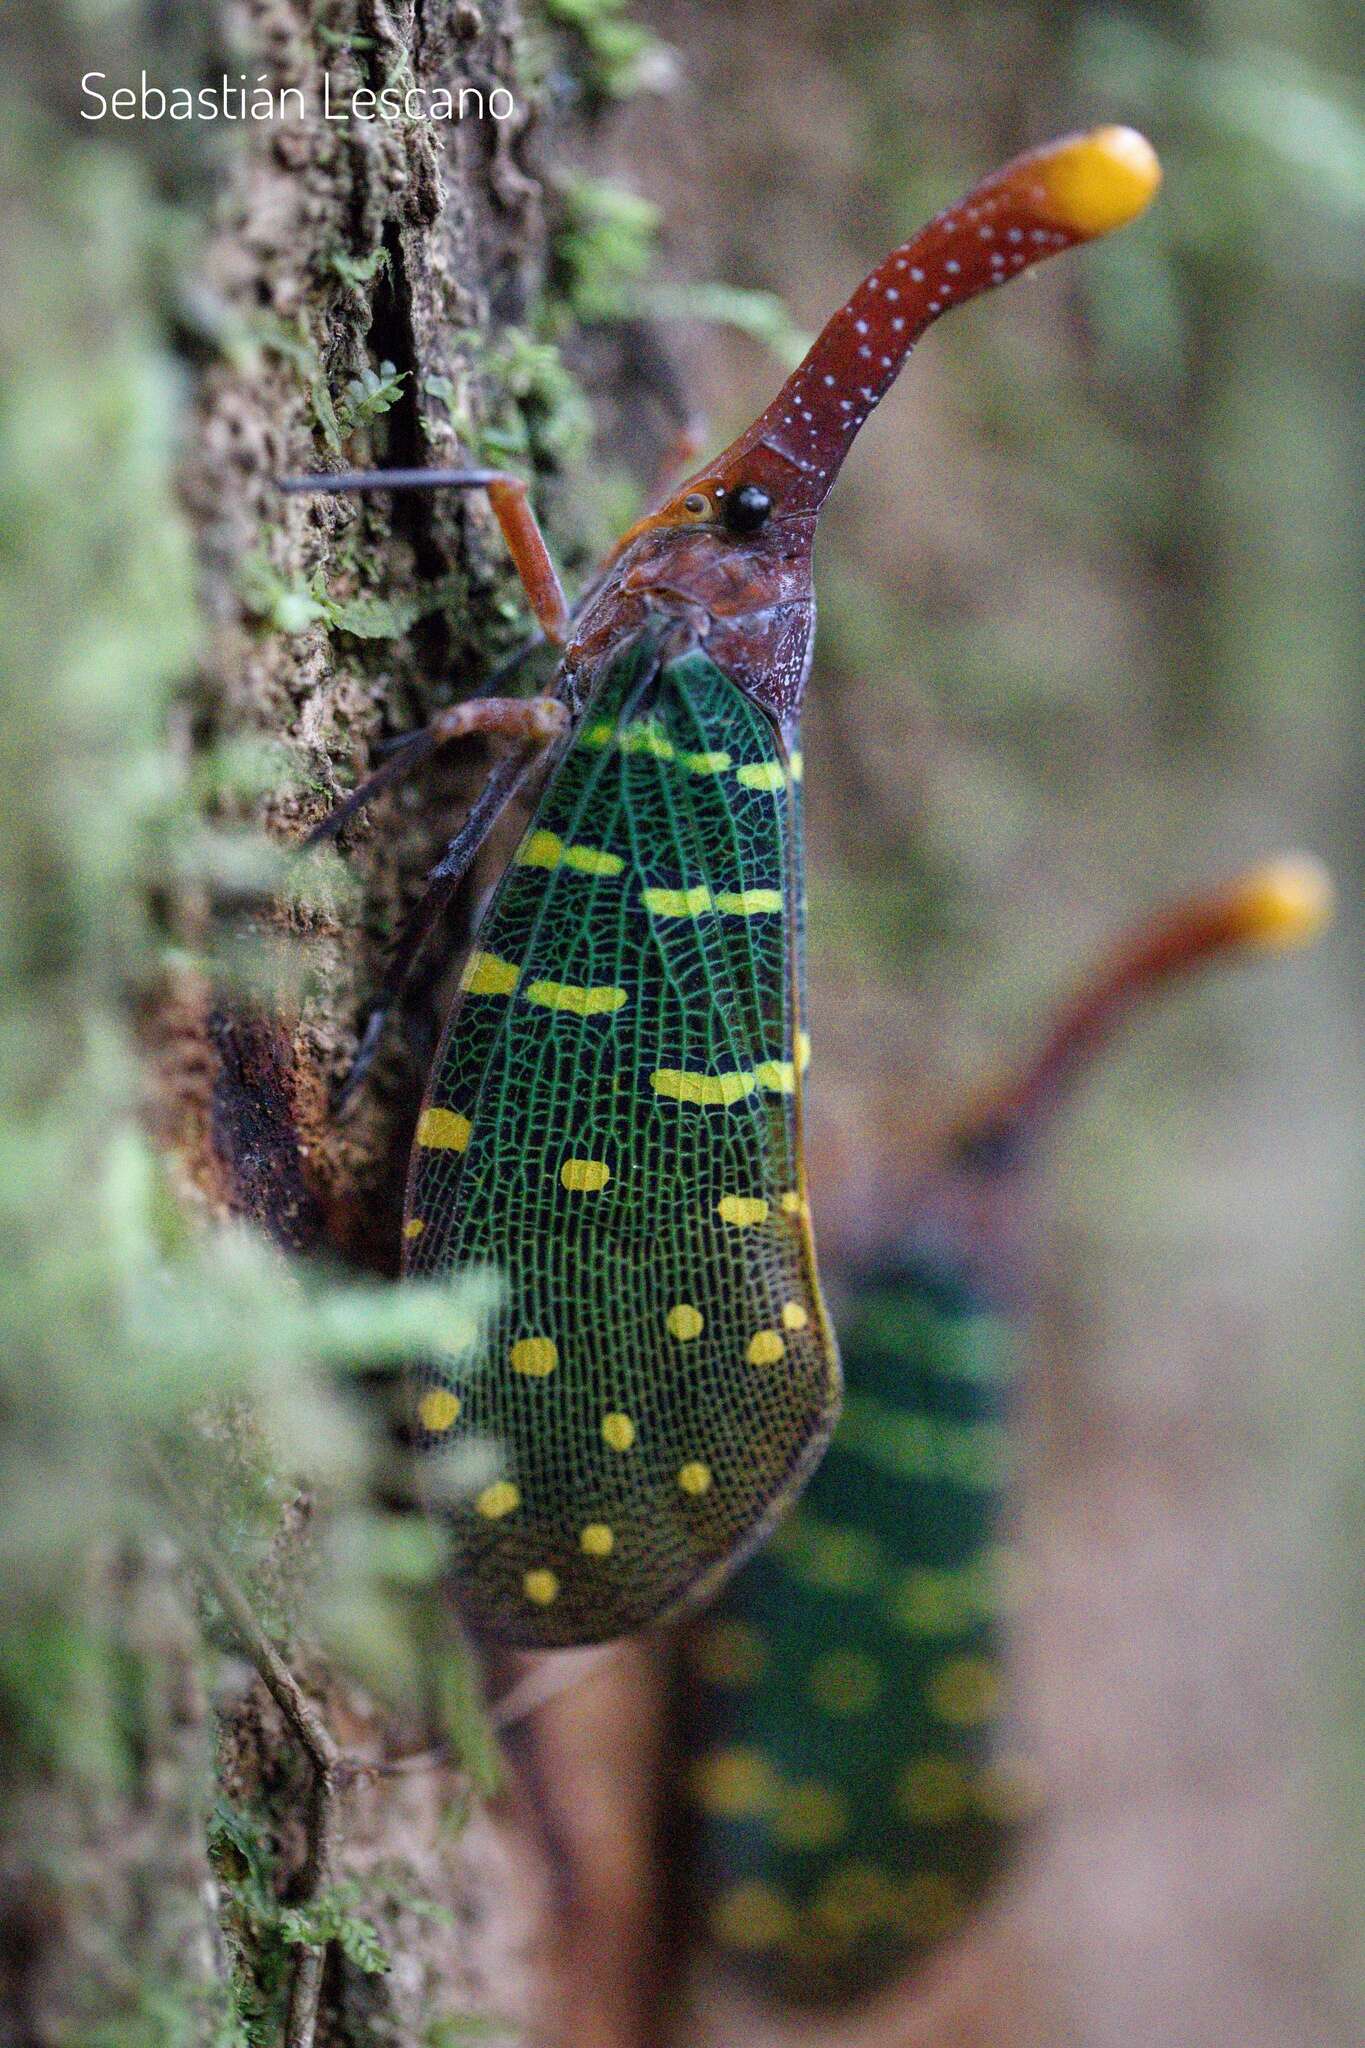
top-left (554, 174), bottom-right (660, 321)
top-left (630, 277), bottom-right (810, 368)
top-left (238, 551), bottom-right (454, 644)
top-left (210, 1803), bottom-right (391, 2042)
top-left (339, 358), bottom-right (409, 429)
top-left (539, 0), bottom-right (670, 102)
top-left (248, 309), bottom-right (321, 377)
top-left (327, 245), bottom-right (392, 289)
top-left (475, 329), bottom-right (594, 471)
top-left (1, 54), bottom-right (503, 2037)
top-left (553, 173), bottom-right (809, 362)
top-left (316, 26), bottom-right (378, 55)
top-left (247, 314), bottom-right (409, 450)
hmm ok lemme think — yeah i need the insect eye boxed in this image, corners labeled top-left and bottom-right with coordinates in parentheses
top-left (683, 493), bottom-right (709, 517)
top-left (722, 483), bottom-right (773, 535)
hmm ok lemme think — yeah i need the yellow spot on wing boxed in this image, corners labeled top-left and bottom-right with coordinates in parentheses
top-left (518, 829), bottom-right (624, 877)
top-left (510, 1336), bottom-right (557, 1377)
top-left (928, 1655), bottom-right (1000, 1725)
top-left (788, 749), bottom-right (804, 782)
top-left (516, 829), bottom-right (563, 868)
top-left (461, 951), bottom-right (519, 997)
top-left (666, 1302), bottom-right (704, 1341)
top-left (973, 1756), bottom-right (1044, 1822)
top-left (710, 1880), bottom-right (793, 1951)
top-left (560, 1156), bottom-right (611, 1192)
top-left (416, 1107), bottom-right (472, 1150)
top-left (755, 1060), bottom-right (796, 1093)
top-left (583, 719), bottom-right (615, 747)
top-left (898, 1755), bottom-right (968, 1825)
top-left (523, 1569), bottom-right (559, 1606)
top-left (651, 1067), bottom-right (757, 1106)
top-left (718, 1195), bottom-right (769, 1227)
top-left (563, 843), bottom-right (624, 875)
top-left (715, 888), bottom-right (783, 915)
top-left (678, 1460), bottom-right (712, 1495)
top-left (403, 1217), bottom-right (425, 1240)
top-left (641, 884), bottom-right (712, 917)
top-left (524, 979), bottom-right (627, 1016)
top-left (811, 1862), bottom-right (899, 1937)
top-left (779, 1187), bottom-right (808, 1217)
top-left (642, 878), bottom-right (783, 916)
top-left (476, 1480), bottom-right (519, 1520)
top-left (781, 1300), bottom-right (810, 1331)
top-left (601, 1411), bottom-right (635, 1451)
top-left (619, 720), bottom-right (674, 759)
top-left (890, 1568), bottom-right (963, 1635)
top-left (737, 760), bottom-right (786, 792)
top-left (747, 1329), bottom-right (785, 1366)
top-left (691, 1746), bottom-right (778, 1817)
top-left (798, 1028), bottom-right (812, 1072)
top-left (418, 1389), bottom-right (460, 1433)
top-left (579, 1522), bottom-right (614, 1557)
top-left (679, 749), bottom-right (731, 774)
top-left (775, 1516), bottom-right (880, 1593)
top-left (969, 1542), bottom-right (1032, 1615)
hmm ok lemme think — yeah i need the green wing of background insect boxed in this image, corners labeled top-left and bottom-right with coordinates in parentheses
top-left (404, 636), bottom-right (840, 1648)
top-left (680, 1257), bottom-right (1036, 2005)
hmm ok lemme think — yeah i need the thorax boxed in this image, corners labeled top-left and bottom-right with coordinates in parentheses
top-left (563, 516), bottom-right (817, 740)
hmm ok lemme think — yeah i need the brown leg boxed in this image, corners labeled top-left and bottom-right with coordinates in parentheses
top-left (482, 475), bottom-right (571, 642)
top-left (304, 686), bottom-right (567, 848)
top-left (279, 464), bottom-right (571, 642)
top-left (331, 744), bottom-right (548, 1110)
top-left (324, 633), bottom-right (668, 1106)
top-left (427, 690), bottom-right (568, 749)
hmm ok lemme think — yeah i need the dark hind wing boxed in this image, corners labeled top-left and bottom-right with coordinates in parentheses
top-left (681, 1261), bottom-right (1034, 2004)
top-left (404, 642), bottom-right (839, 1647)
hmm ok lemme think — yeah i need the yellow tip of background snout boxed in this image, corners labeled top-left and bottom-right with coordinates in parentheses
top-left (1036, 125), bottom-right (1162, 237)
top-left (1227, 853), bottom-right (1334, 950)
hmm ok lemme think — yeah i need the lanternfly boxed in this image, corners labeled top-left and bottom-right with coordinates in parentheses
top-left (285, 128), bottom-right (1164, 1649)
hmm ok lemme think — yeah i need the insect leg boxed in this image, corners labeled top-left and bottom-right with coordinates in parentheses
top-left (332, 744), bottom-right (544, 1110)
top-left (303, 632), bottom-right (548, 844)
top-left (371, 629), bottom-right (547, 758)
top-left (304, 685), bottom-right (567, 847)
top-left (335, 653), bottom-right (669, 1105)
top-left (279, 465), bottom-right (571, 642)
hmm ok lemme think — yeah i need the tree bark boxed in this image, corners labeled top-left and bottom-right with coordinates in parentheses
top-left (2, 1), bottom-right (599, 2040)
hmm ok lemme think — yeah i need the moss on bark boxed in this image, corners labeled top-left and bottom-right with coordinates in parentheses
top-left (0, 2), bottom-right (623, 2039)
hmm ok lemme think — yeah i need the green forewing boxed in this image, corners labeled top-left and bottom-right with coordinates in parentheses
top-left (404, 639), bottom-right (839, 1647)
top-left (681, 1259), bottom-right (1034, 2004)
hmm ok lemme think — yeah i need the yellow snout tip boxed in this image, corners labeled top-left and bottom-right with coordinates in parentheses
top-left (1227, 853), bottom-right (1334, 950)
top-left (1037, 125), bottom-right (1162, 237)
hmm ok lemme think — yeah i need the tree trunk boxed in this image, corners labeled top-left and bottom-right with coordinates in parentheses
top-left (1, 2), bottom-right (609, 2039)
